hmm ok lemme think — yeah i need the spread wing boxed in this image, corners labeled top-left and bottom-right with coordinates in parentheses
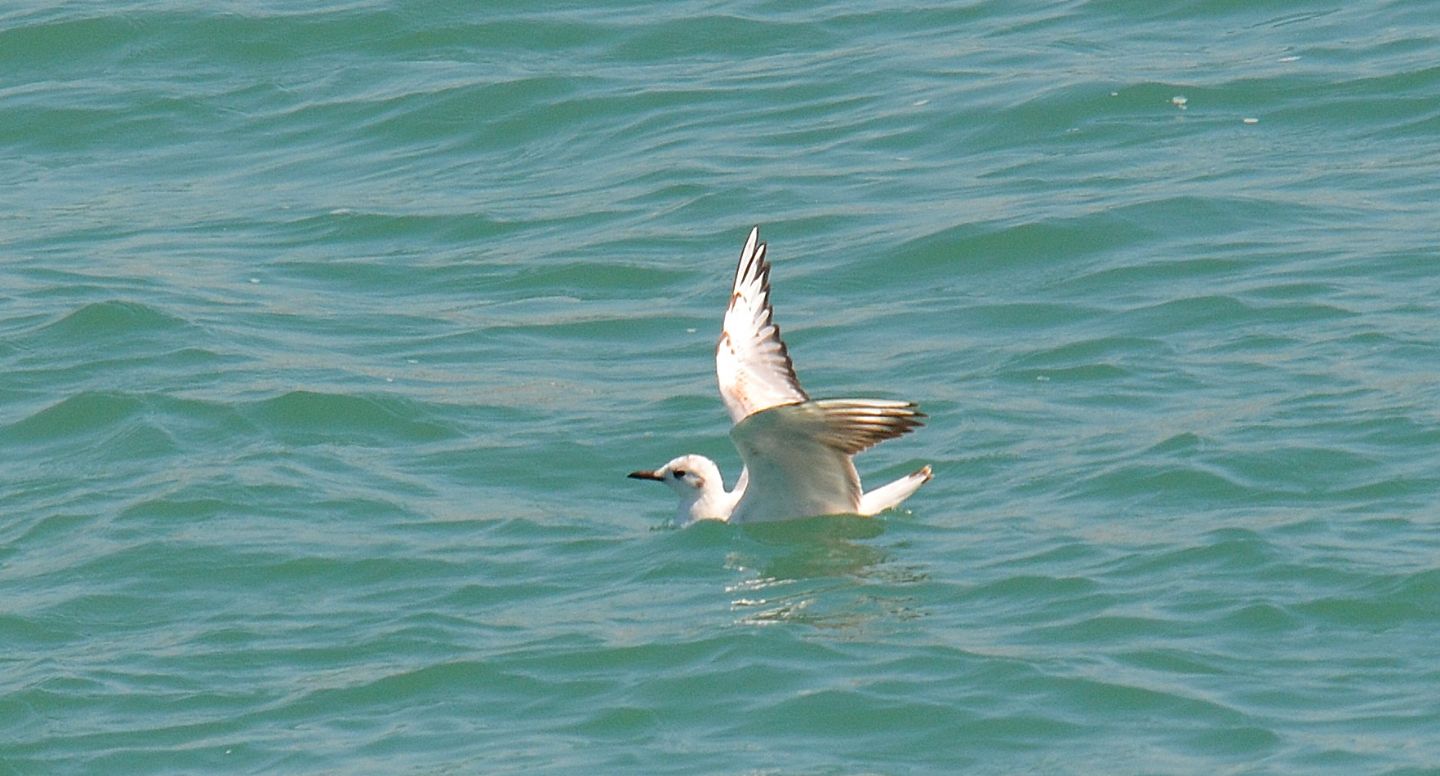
top-left (729, 399), bottom-right (925, 521)
top-left (716, 226), bottom-right (809, 424)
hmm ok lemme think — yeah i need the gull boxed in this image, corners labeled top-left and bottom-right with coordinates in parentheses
top-left (629, 226), bottom-right (932, 525)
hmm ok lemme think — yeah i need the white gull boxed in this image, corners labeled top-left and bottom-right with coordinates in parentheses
top-left (629, 226), bottom-right (932, 525)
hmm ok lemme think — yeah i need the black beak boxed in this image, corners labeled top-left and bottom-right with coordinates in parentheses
top-left (628, 470), bottom-right (664, 481)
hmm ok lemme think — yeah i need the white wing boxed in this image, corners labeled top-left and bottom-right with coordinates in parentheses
top-left (728, 399), bottom-right (925, 522)
top-left (716, 226), bottom-right (809, 424)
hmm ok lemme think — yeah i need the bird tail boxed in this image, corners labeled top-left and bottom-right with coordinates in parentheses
top-left (858, 465), bottom-right (933, 516)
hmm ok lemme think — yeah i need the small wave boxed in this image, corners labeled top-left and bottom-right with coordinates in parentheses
top-left (36, 300), bottom-right (194, 342)
top-left (242, 390), bottom-right (457, 446)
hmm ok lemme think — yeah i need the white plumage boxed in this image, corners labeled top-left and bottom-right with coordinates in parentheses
top-left (629, 226), bottom-right (932, 525)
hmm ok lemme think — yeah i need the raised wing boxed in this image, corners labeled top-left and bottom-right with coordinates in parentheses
top-left (716, 226), bottom-right (809, 424)
top-left (728, 399), bottom-right (925, 522)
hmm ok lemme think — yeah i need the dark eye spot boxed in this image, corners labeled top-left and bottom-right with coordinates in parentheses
top-left (672, 469), bottom-right (687, 479)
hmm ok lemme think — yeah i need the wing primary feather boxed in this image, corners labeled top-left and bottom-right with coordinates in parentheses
top-left (808, 399), bottom-right (926, 455)
top-left (716, 226), bottom-right (809, 422)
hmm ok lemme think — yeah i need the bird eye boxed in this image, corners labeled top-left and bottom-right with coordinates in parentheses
top-left (672, 469), bottom-right (687, 479)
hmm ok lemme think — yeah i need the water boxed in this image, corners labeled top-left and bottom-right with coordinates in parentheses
top-left (4, 2), bottom-right (1439, 773)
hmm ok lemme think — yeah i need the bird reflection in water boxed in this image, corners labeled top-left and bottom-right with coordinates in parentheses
top-left (723, 515), bottom-right (929, 629)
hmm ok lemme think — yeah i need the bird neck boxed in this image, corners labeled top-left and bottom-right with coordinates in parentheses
top-left (680, 477), bottom-right (736, 524)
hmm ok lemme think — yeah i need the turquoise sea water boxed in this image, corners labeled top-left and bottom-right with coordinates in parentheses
top-left (4, 2), bottom-right (1440, 773)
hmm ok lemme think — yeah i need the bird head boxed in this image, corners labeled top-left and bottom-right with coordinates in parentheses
top-left (628, 454), bottom-right (730, 525)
